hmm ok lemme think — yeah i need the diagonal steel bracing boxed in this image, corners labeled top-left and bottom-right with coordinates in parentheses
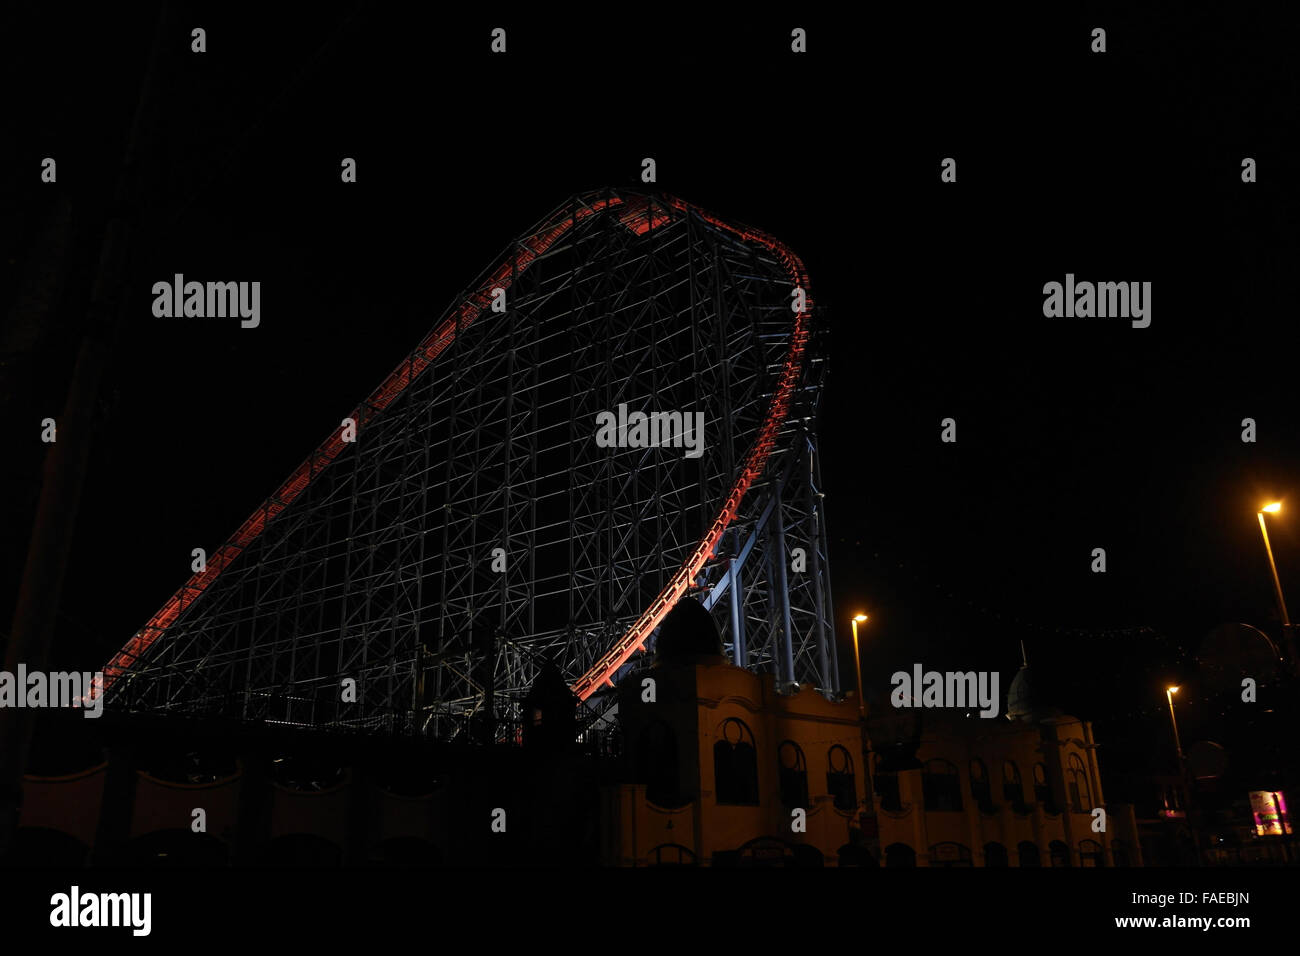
top-left (104, 189), bottom-right (836, 739)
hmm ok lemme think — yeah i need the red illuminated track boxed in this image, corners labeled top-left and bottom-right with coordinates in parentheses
top-left (95, 191), bottom-right (810, 707)
top-left (570, 197), bottom-right (810, 699)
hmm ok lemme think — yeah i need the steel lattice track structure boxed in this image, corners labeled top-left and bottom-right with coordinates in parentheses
top-left (98, 188), bottom-right (838, 740)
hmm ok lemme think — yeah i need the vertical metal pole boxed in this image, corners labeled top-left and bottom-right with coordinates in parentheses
top-left (805, 439), bottom-right (832, 693)
top-left (728, 529), bottom-right (745, 667)
top-left (1167, 688), bottom-right (1201, 864)
top-left (1257, 512), bottom-right (1298, 676)
top-left (1258, 512), bottom-right (1291, 626)
top-left (851, 619), bottom-right (866, 719)
top-left (810, 437), bottom-right (839, 691)
top-left (772, 480), bottom-right (795, 691)
top-left (1166, 689), bottom-right (1183, 763)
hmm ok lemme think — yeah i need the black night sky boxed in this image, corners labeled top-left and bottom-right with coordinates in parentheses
top-left (5, 4), bottom-right (1300, 793)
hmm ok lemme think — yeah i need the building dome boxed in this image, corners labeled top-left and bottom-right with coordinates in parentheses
top-left (1006, 663), bottom-right (1060, 722)
top-left (653, 598), bottom-right (725, 663)
top-left (1006, 664), bottom-right (1034, 720)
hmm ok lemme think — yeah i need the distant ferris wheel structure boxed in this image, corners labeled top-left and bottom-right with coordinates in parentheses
top-left (99, 188), bottom-right (839, 740)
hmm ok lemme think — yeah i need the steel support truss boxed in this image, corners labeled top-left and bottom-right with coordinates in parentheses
top-left (103, 189), bottom-right (836, 740)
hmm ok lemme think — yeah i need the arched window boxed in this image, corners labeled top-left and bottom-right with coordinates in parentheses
top-left (1079, 838), bottom-right (1105, 867)
top-left (827, 745), bottom-right (857, 812)
top-left (1049, 839), bottom-right (1071, 867)
top-left (969, 758), bottom-right (994, 813)
top-left (649, 843), bottom-right (697, 866)
top-left (1017, 841), bottom-right (1041, 867)
top-left (637, 720), bottom-right (684, 808)
top-left (714, 718), bottom-right (759, 805)
top-left (929, 842), bottom-right (973, 867)
top-left (778, 740), bottom-right (809, 809)
top-left (1068, 753), bottom-right (1091, 810)
top-left (1003, 760), bottom-right (1026, 810)
top-left (923, 758), bottom-right (962, 811)
top-left (1033, 761), bottom-right (1058, 812)
top-left (983, 841), bottom-right (1009, 867)
top-left (885, 842), bottom-right (916, 867)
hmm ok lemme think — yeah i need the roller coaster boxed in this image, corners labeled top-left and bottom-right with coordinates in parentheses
top-left (97, 188), bottom-right (838, 741)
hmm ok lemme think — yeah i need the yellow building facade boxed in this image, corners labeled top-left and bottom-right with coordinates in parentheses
top-left (872, 709), bottom-right (1144, 867)
top-left (605, 648), bottom-right (867, 866)
top-left (601, 601), bottom-right (1143, 866)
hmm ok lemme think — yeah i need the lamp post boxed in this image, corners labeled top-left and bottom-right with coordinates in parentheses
top-left (848, 612), bottom-right (874, 857)
top-left (1165, 686), bottom-right (1183, 767)
top-left (1257, 503), bottom-right (1290, 627)
top-left (1256, 502), bottom-right (1297, 675)
top-left (850, 614), bottom-right (868, 719)
top-left (1166, 685), bottom-right (1201, 864)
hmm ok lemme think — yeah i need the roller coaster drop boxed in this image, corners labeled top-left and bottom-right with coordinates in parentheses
top-left (99, 188), bottom-right (839, 741)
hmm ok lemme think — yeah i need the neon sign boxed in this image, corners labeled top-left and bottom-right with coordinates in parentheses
top-left (1249, 790), bottom-right (1291, 837)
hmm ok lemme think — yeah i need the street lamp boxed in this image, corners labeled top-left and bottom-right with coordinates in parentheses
top-left (1165, 684), bottom-right (1188, 820)
top-left (851, 614), bottom-right (869, 718)
top-left (1257, 502), bottom-right (1297, 677)
top-left (1257, 502), bottom-right (1290, 628)
top-left (1165, 686), bottom-right (1182, 763)
top-left (1165, 684), bottom-right (1200, 862)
